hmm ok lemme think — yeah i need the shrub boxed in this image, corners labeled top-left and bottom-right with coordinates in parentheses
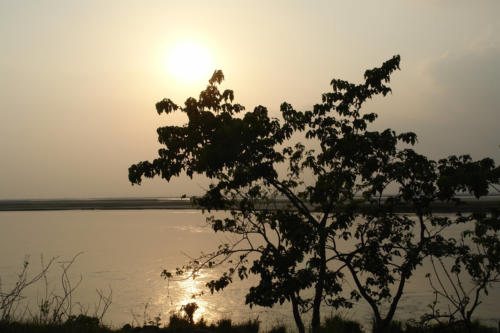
top-left (267, 324), bottom-right (287, 333)
top-left (64, 314), bottom-right (100, 329)
top-left (167, 313), bottom-right (190, 330)
top-left (233, 319), bottom-right (260, 333)
top-left (321, 315), bottom-right (362, 333)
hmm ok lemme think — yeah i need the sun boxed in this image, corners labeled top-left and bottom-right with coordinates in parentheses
top-left (167, 42), bottom-right (213, 83)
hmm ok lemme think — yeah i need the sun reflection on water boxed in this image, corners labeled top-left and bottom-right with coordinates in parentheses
top-left (156, 271), bottom-right (216, 324)
top-left (177, 275), bottom-right (209, 322)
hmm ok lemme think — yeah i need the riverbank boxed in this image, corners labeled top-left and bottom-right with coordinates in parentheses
top-left (0, 314), bottom-right (497, 333)
top-left (1, 197), bottom-right (498, 212)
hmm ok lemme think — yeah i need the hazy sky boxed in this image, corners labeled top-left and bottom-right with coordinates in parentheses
top-left (1, 0), bottom-right (499, 199)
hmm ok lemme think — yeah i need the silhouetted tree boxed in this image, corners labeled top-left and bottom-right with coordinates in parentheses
top-left (129, 56), bottom-right (499, 333)
top-left (181, 302), bottom-right (199, 325)
top-left (423, 209), bottom-right (500, 333)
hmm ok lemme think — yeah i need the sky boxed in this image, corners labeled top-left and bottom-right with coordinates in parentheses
top-left (1, 0), bottom-right (499, 199)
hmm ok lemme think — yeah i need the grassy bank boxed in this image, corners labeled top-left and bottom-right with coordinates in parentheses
top-left (0, 313), bottom-right (498, 333)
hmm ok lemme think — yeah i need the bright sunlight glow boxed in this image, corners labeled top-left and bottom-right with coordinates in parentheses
top-left (167, 42), bottom-right (213, 83)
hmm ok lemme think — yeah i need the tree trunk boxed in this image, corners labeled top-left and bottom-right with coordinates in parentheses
top-left (311, 279), bottom-right (323, 333)
top-left (311, 232), bottom-right (327, 333)
top-left (372, 318), bottom-right (388, 333)
top-left (291, 295), bottom-right (305, 333)
top-left (464, 316), bottom-right (473, 333)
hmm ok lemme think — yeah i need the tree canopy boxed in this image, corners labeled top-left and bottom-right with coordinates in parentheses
top-left (129, 56), bottom-right (499, 333)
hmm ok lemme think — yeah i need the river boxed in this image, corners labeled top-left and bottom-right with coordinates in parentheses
top-left (0, 209), bottom-right (498, 331)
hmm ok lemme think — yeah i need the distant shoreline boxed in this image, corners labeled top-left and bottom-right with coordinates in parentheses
top-left (0, 197), bottom-right (498, 213)
top-left (0, 198), bottom-right (197, 211)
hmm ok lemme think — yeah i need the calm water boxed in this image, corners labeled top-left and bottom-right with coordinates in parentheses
top-left (0, 210), bottom-right (499, 330)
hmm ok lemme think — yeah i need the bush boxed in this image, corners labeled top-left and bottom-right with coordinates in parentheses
top-left (65, 314), bottom-right (100, 329)
top-left (197, 316), bottom-right (208, 328)
top-left (215, 318), bottom-right (233, 332)
top-left (267, 324), bottom-right (287, 333)
top-left (321, 315), bottom-right (362, 333)
top-left (393, 320), bottom-right (498, 333)
top-left (167, 313), bottom-right (190, 330)
top-left (233, 319), bottom-right (260, 333)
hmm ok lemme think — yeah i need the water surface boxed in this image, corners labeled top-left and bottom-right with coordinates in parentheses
top-left (0, 210), bottom-right (498, 330)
